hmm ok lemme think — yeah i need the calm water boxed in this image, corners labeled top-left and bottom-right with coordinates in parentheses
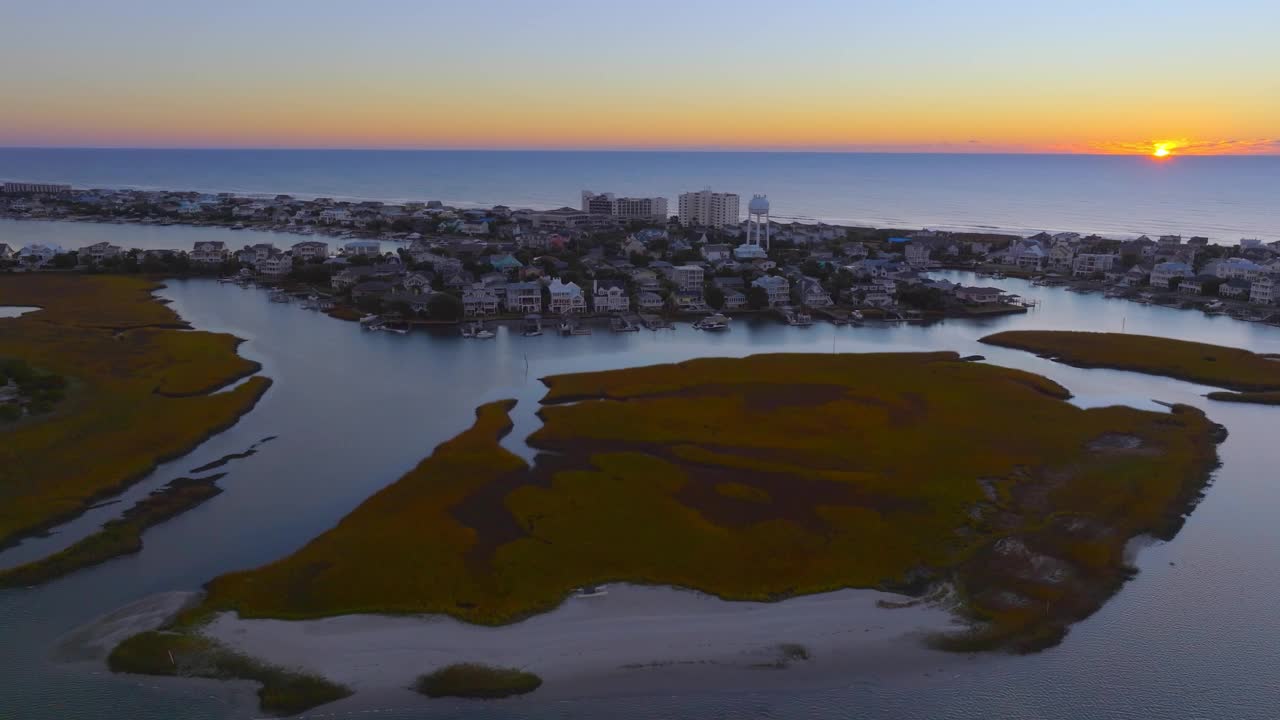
top-left (2, 148), bottom-right (1278, 241)
top-left (1, 223), bottom-right (1280, 719)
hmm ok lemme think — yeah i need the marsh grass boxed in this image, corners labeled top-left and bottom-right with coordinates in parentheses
top-left (0, 475), bottom-right (225, 588)
top-left (108, 631), bottom-right (351, 716)
top-left (0, 275), bottom-right (270, 548)
top-left (196, 353), bottom-right (1220, 652)
top-left (981, 331), bottom-right (1280, 394)
top-left (414, 663), bottom-right (542, 699)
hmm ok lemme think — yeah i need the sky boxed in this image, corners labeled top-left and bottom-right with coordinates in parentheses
top-left (2, 0), bottom-right (1278, 154)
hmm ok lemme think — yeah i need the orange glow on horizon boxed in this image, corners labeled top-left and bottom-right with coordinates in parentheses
top-left (1153, 142), bottom-right (1174, 158)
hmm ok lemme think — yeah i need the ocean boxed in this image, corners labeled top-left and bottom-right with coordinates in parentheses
top-left (1, 148), bottom-right (1277, 242)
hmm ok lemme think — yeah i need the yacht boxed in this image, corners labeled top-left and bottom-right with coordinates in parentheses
top-left (693, 313), bottom-right (730, 330)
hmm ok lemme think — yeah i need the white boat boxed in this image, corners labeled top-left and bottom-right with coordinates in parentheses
top-left (693, 313), bottom-right (730, 330)
top-left (850, 310), bottom-right (864, 322)
top-left (380, 325), bottom-right (408, 335)
top-left (787, 312), bottom-right (813, 327)
top-left (359, 314), bottom-right (381, 326)
top-left (474, 329), bottom-right (495, 339)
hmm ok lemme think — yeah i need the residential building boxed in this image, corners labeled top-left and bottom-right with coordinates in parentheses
top-left (672, 264), bottom-right (704, 292)
top-left (462, 285), bottom-right (500, 317)
top-left (637, 292), bottom-right (664, 311)
top-left (505, 281), bottom-right (543, 314)
top-left (702, 243), bottom-right (732, 262)
top-left (581, 191), bottom-right (669, 221)
top-left (1215, 257), bottom-right (1266, 281)
top-left (191, 241), bottom-right (228, 264)
top-left (1178, 275), bottom-right (1218, 296)
top-left (258, 254), bottom-right (293, 278)
top-left (81, 241), bottom-right (123, 263)
top-left (721, 289), bottom-right (748, 311)
top-left (344, 239), bottom-right (381, 257)
top-left (751, 275), bottom-right (790, 306)
top-left (1150, 261), bottom-right (1194, 288)
top-left (592, 283), bottom-right (630, 313)
top-left (548, 278), bottom-right (586, 314)
top-left (17, 244), bottom-right (60, 267)
top-left (291, 241), bottom-right (330, 261)
top-left (1250, 274), bottom-right (1277, 305)
top-left (904, 244), bottom-right (931, 267)
top-left (1071, 253), bottom-right (1118, 277)
top-left (1219, 279), bottom-right (1251, 300)
top-left (799, 277), bottom-right (834, 307)
top-left (0, 243), bottom-right (13, 260)
top-left (955, 286), bottom-right (1003, 304)
top-left (678, 189), bottom-right (740, 228)
top-left (2, 182), bottom-right (70, 195)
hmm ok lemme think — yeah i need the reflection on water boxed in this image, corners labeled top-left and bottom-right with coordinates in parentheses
top-left (2, 268), bottom-right (1280, 720)
top-left (0, 306), bottom-right (41, 318)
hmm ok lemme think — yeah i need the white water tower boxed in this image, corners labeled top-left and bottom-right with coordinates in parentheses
top-left (748, 194), bottom-right (770, 250)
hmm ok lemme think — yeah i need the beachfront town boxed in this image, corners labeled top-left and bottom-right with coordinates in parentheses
top-left (3, 181), bottom-right (1280, 331)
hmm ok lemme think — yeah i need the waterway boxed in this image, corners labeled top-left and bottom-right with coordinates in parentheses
top-left (1, 230), bottom-right (1279, 718)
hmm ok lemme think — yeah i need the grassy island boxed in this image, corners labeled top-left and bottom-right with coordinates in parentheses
top-left (414, 663), bottom-right (542, 699)
top-left (108, 630), bottom-right (351, 716)
top-left (981, 331), bottom-right (1280, 404)
top-left (0, 275), bottom-right (271, 550)
top-left (193, 352), bottom-right (1221, 653)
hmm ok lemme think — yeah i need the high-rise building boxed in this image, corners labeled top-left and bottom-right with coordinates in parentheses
top-left (581, 190), bottom-right (668, 221)
top-left (678, 189), bottom-right (740, 228)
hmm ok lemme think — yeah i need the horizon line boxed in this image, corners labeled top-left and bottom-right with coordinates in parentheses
top-left (3, 145), bottom-right (1278, 158)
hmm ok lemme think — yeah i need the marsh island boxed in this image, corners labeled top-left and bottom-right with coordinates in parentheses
top-left (193, 352), bottom-right (1221, 657)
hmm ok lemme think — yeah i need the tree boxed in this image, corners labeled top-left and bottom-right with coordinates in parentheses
top-left (896, 286), bottom-right (946, 312)
top-left (746, 286), bottom-right (769, 310)
top-left (51, 252), bottom-right (78, 269)
top-left (705, 284), bottom-right (725, 310)
top-left (427, 293), bottom-right (463, 322)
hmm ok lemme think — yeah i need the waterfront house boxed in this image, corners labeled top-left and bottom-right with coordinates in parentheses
top-left (955, 286), bottom-right (1003, 304)
top-left (191, 240), bottom-right (229, 264)
top-left (799, 277), bottom-right (834, 307)
top-left (548, 278), bottom-right (586, 314)
top-left (592, 283), bottom-right (630, 313)
top-left (1149, 262), bottom-right (1193, 289)
top-left (673, 291), bottom-right (710, 312)
top-left (637, 291), bottom-right (664, 311)
top-left (1048, 242), bottom-right (1077, 272)
top-left (751, 275), bottom-right (791, 306)
top-left (351, 280), bottom-right (393, 301)
top-left (257, 254), bottom-right (293, 279)
top-left (1179, 275), bottom-right (1219, 296)
top-left (0, 243), bottom-right (13, 260)
top-left (462, 285), bottom-right (500, 317)
top-left (81, 241), bottom-right (123, 263)
top-left (505, 281), bottom-right (544, 314)
top-left (291, 240), bottom-right (330, 261)
top-left (863, 291), bottom-right (894, 308)
top-left (672, 264), bottom-right (704, 292)
top-left (721, 289), bottom-right (747, 311)
top-left (1121, 265), bottom-right (1151, 287)
top-left (17, 244), bottom-right (60, 267)
top-left (1250, 274), bottom-right (1277, 305)
top-left (1071, 253), bottom-right (1118, 277)
top-left (1215, 257), bottom-right (1266, 282)
top-left (1220, 279), bottom-right (1252, 300)
top-left (344, 239), bottom-right (381, 257)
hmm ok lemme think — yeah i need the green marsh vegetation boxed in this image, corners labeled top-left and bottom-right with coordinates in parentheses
top-left (0, 275), bottom-right (271, 549)
top-left (981, 330), bottom-right (1280, 404)
top-left (194, 352), bottom-right (1222, 653)
top-left (414, 663), bottom-right (543, 699)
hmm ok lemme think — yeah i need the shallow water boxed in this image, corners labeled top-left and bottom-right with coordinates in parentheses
top-left (1, 229), bottom-right (1280, 718)
top-left (0, 306), bottom-right (40, 318)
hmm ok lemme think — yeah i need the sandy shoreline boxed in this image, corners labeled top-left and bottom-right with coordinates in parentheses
top-left (59, 584), bottom-right (975, 715)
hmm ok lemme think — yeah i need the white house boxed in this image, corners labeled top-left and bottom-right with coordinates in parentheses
top-left (18, 244), bottom-right (61, 267)
top-left (751, 275), bottom-right (790, 306)
top-left (344, 240), bottom-right (381, 257)
top-left (319, 208), bottom-right (351, 225)
top-left (1150, 261), bottom-right (1194, 289)
top-left (702, 244), bottom-right (732, 263)
top-left (1216, 257), bottom-right (1266, 281)
top-left (191, 241), bottom-right (228, 264)
top-left (1071, 253), bottom-right (1118, 277)
top-left (1250, 274), bottom-right (1277, 305)
top-left (548, 278), bottom-right (586, 314)
top-left (592, 283), bottom-right (630, 313)
top-left (291, 241), bottom-right (330, 261)
top-left (257, 254), bottom-right (293, 278)
top-left (462, 285), bottom-right (500, 317)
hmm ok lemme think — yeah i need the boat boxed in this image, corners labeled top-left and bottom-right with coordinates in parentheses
top-left (268, 290), bottom-right (289, 303)
top-left (522, 314), bottom-right (543, 337)
top-left (850, 310), bottom-right (864, 322)
top-left (693, 313), bottom-right (730, 330)
top-left (787, 312), bottom-right (814, 327)
top-left (573, 584), bottom-right (609, 599)
top-left (217, 277), bottom-right (237, 284)
top-left (359, 314), bottom-right (381, 327)
top-left (463, 321), bottom-right (494, 339)
top-left (379, 325), bottom-right (409, 335)
top-left (460, 323), bottom-right (476, 338)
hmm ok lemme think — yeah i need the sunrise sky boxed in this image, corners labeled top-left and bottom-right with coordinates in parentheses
top-left (2, 0), bottom-right (1278, 155)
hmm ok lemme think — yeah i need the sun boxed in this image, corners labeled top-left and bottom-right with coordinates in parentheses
top-left (1152, 142), bottom-right (1174, 158)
